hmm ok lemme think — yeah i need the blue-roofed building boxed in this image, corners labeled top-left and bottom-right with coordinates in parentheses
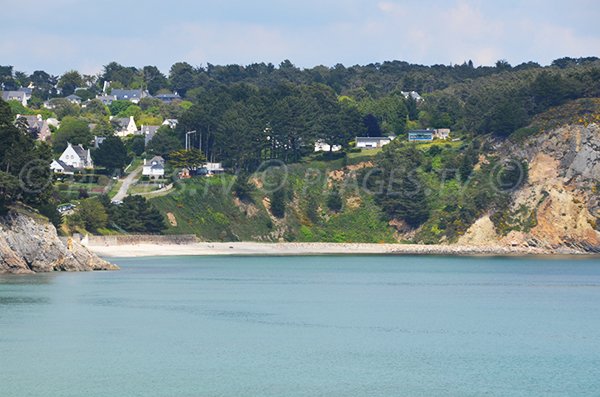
top-left (408, 129), bottom-right (434, 142)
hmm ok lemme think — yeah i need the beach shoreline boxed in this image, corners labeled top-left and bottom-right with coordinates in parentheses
top-left (86, 241), bottom-right (595, 258)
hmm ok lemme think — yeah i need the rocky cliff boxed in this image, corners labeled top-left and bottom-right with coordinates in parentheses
top-left (0, 209), bottom-right (118, 274)
top-left (460, 123), bottom-right (600, 251)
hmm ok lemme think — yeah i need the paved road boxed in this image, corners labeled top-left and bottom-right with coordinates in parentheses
top-left (111, 166), bottom-right (142, 203)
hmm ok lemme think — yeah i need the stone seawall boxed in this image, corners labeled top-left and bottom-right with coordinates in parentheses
top-left (86, 234), bottom-right (198, 246)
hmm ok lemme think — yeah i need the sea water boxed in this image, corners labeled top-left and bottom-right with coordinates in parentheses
top-left (1, 255), bottom-right (600, 396)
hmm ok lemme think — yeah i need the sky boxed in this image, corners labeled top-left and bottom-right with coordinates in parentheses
top-left (2, 0), bottom-right (599, 75)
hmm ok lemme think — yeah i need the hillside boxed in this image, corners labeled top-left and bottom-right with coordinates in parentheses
top-left (147, 99), bottom-right (600, 251)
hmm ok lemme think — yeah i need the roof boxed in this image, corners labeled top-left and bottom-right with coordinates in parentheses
top-left (111, 117), bottom-right (131, 128)
top-left (70, 143), bottom-right (88, 160)
top-left (155, 93), bottom-right (180, 99)
top-left (141, 125), bottom-right (160, 134)
top-left (1, 91), bottom-right (26, 100)
top-left (356, 136), bottom-right (391, 142)
top-left (408, 129), bottom-right (435, 134)
top-left (149, 156), bottom-right (165, 165)
top-left (51, 159), bottom-right (75, 173)
top-left (66, 94), bottom-right (82, 100)
top-left (111, 89), bottom-right (147, 101)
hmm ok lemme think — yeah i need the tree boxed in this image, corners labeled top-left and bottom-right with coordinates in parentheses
top-left (50, 98), bottom-right (80, 119)
top-left (373, 144), bottom-right (430, 228)
top-left (327, 187), bottom-right (343, 212)
top-left (109, 100), bottom-right (133, 116)
top-left (233, 171), bottom-right (255, 202)
top-left (169, 62), bottom-right (196, 97)
top-left (142, 65), bottom-right (168, 95)
top-left (127, 135), bottom-right (146, 156)
top-left (0, 99), bottom-right (54, 211)
top-left (52, 117), bottom-right (93, 153)
top-left (146, 126), bottom-right (182, 157)
top-left (0, 171), bottom-right (19, 214)
top-left (92, 136), bottom-right (130, 171)
top-left (58, 70), bottom-right (84, 96)
top-left (84, 99), bottom-right (110, 117)
top-left (270, 186), bottom-right (286, 218)
top-left (168, 148), bottom-right (206, 169)
top-left (74, 198), bottom-right (108, 231)
top-left (363, 114), bottom-right (382, 137)
top-left (110, 195), bottom-right (165, 233)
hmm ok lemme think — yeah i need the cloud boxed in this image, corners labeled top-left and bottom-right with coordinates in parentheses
top-left (0, 0), bottom-right (598, 74)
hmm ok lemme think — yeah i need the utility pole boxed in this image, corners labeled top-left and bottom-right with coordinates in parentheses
top-left (185, 130), bottom-right (196, 151)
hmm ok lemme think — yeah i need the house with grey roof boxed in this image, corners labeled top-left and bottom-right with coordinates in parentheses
top-left (1, 90), bottom-right (28, 106)
top-left (65, 94), bottom-right (82, 104)
top-left (15, 114), bottom-right (51, 141)
top-left (140, 125), bottom-right (160, 145)
top-left (50, 159), bottom-right (76, 175)
top-left (110, 115), bottom-right (138, 137)
top-left (96, 94), bottom-right (116, 105)
top-left (142, 156), bottom-right (165, 178)
top-left (55, 142), bottom-right (93, 170)
top-left (155, 92), bottom-right (181, 104)
top-left (111, 89), bottom-right (149, 104)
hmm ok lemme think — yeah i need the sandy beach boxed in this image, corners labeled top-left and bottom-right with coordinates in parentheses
top-left (86, 241), bottom-right (582, 258)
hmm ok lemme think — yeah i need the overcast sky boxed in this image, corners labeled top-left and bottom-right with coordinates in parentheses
top-left (2, 0), bottom-right (599, 75)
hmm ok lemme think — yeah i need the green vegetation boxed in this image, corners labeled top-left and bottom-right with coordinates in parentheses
top-left (2, 56), bottom-right (599, 241)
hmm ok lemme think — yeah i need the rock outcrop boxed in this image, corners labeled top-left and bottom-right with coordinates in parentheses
top-left (0, 210), bottom-right (118, 274)
top-left (461, 123), bottom-right (600, 252)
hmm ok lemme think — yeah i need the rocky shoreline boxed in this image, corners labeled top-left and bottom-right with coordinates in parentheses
top-left (0, 210), bottom-right (118, 274)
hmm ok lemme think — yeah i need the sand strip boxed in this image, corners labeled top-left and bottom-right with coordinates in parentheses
top-left (86, 242), bottom-right (590, 258)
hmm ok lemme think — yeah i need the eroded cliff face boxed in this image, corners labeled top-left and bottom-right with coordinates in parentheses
top-left (460, 123), bottom-right (600, 251)
top-left (0, 210), bottom-right (118, 274)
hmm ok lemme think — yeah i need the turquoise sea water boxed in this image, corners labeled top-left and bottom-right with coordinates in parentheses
top-left (1, 255), bottom-right (600, 396)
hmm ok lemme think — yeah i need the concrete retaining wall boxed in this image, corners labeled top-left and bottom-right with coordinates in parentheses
top-left (86, 234), bottom-right (198, 246)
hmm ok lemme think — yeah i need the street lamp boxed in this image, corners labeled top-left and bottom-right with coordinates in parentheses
top-left (185, 130), bottom-right (196, 151)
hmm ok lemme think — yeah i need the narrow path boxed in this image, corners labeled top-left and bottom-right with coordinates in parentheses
top-left (111, 166), bottom-right (142, 203)
top-left (137, 183), bottom-right (174, 198)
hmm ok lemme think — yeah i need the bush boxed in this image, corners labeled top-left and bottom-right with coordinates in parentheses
top-left (270, 187), bottom-right (286, 218)
top-left (326, 188), bottom-right (343, 212)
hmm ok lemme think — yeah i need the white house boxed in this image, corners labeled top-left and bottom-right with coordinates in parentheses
top-left (142, 156), bottom-right (165, 178)
top-left (400, 90), bottom-right (424, 102)
top-left (1, 91), bottom-right (28, 106)
top-left (205, 162), bottom-right (224, 174)
top-left (162, 119), bottom-right (178, 129)
top-left (434, 128), bottom-right (451, 140)
top-left (111, 116), bottom-right (138, 137)
top-left (314, 139), bottom-right (341, 152)
top-left (355, 136), bottom-right (394, 149)
top-left (54, 143), bottom-right (93, 170)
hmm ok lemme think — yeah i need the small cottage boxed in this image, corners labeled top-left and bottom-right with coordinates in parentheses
top-left (355, 136), bottom-right (393, 149)
top-left (142, 156), bottom-right (165, 178)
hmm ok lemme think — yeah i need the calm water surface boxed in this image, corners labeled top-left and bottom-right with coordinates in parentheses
top-left (1, 255), bottom-right (600, 396)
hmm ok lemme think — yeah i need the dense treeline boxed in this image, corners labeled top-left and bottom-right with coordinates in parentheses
top-left (0, 99), bottom-right (59, 222)
top-left (3, 57), bottom-right (600, 172)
